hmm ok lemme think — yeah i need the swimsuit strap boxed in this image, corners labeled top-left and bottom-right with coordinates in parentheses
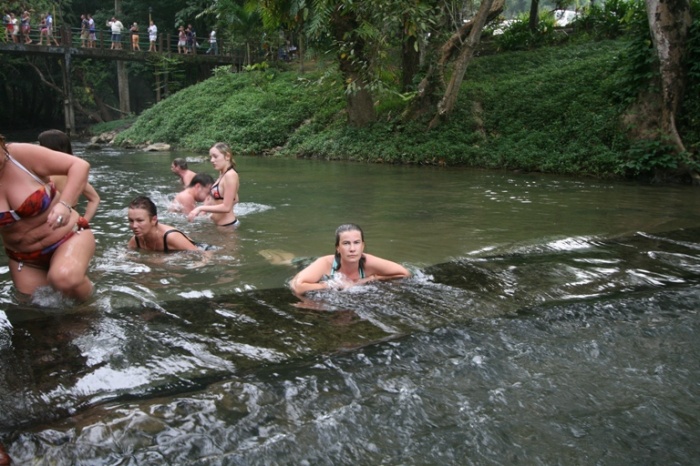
top-left (163, 229), bottom-right (196, 253)
top-left (7, 152), bottom-right (52, 190)
top-left (331, 257), bottom-right (365, 278)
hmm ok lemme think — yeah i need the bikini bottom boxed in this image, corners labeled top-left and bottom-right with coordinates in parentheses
top-left (5, 217), bottom-right (89, 270)
top-left (219, 218), bottom-right (240, 228)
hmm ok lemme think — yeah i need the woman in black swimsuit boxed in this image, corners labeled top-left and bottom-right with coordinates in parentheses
top-left (187, 142), bottom-right (240, 227)
top-left (127, 196), bottom-right (198, 252)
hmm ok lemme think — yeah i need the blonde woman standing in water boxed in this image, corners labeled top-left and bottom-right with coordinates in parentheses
top-left (187, 142), bottom-right (240, 227)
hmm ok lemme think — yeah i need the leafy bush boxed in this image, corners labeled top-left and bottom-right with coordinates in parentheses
top-left (494, 14), bottom-right (566, 52)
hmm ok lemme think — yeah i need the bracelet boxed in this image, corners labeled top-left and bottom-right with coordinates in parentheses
top-left (59, 200), bottom-right (72, 213)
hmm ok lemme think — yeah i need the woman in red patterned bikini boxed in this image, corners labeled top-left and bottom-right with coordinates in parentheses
top-left (0, 134), bottom-right (95, 301)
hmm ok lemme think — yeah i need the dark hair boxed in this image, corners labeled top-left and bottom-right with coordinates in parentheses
top-left (332, 223), bottom-right (366, 273)
top-left (213, 142), bottom-right (237, 170)
top-left (38, 129), bottom-right (73, 155)
top-left (172, 158), bottom-right (188, 170)
top-left (188, 172), bottom-right (214, 188)
top-left (129, 195), bottom-right (158, 218)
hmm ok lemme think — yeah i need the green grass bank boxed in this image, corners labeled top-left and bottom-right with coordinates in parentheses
top-left (115, 39), bottom-right (641, 177)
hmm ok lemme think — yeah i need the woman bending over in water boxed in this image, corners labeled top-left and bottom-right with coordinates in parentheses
top-left (187, 142), bottom-right (239, 227)
top-left (128, 196), bottom-right (198, 252)
top-left (289, 223), bottom-right (410, 296)
top-left (0, 133), bottom-right (95, 300)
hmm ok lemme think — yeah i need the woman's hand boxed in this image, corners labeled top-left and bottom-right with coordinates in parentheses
top-left (187, 207), bottom-right (200, 222)
top-left (48, 200), bottom-right (72, 229)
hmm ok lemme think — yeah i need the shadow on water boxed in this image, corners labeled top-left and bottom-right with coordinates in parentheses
top-left (1, 227), bottom-right (700, 463)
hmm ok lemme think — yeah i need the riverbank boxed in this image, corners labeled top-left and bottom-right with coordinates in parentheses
top-left (108, 38), bottom-right (685, 178)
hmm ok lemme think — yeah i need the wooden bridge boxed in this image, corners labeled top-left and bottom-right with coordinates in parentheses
top-left (0, 27), bottom-right (258, 134)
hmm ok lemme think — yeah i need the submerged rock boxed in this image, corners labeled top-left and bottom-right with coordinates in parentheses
top-left (144, 143), bottom-right (171, 152)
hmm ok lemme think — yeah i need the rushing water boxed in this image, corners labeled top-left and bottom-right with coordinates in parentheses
top-left (1, 143), bottom-right (700, 464)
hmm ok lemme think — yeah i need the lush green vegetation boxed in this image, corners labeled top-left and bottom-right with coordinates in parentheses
top-left (116, 39), bottom-right (637, 176)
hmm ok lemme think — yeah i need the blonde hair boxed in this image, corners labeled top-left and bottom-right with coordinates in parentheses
top-left (213, 142), bottom-right (236, 170)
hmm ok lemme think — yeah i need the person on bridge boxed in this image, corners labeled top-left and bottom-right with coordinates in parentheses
top-left (0, 133), bottom-right (95, 301)
top-left (7, 12), bottom-right (18, 44)
top-left (20, 11), bottom-right (31, 44)
top-left (130, 22), bottom-right (140, 51)
top-left (87, 14), bottom-right (96, 48)
top-left (107, 16), bottom-right (124, 50)
top-left (46, 11), bottom-right (59, 45)
top-left (148, 20), bottom-right (157, 52)
top-left (289, 223), bottom-right (411, 296)
top-left (177, 25), bottom-right (186, 54)
top-left (207, 29), bottom-right (217, 55)
top-left (80, 14), bottom-right (89, 47)
top-left (38, 14), bottom-right (48, 45)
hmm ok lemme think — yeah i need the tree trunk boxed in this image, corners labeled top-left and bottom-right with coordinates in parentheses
top-left (428, 0), bottom-right (502, 129)
top-left (405, 0), bottom-right (504, 122)
top-left (330, 6), bottom-right (376, 127)
top-left (528, 0), bottom-right (539, 32)
top-left (645, 0), bottom-right (691, 153)
top-left (117, 61), bottom-right (130, 114)
top-left (401, 16), bottom-right (420, 92)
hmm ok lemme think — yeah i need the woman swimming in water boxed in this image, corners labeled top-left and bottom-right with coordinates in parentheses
top-left (128, 196), bottom-right (198, 252)
top-left (187, 142), bottom-right (240, 227)
top-left (289, 223), bottom-right (410, 295)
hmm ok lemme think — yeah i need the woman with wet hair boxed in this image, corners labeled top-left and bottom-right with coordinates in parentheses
top-left (127, 196), bottom-right (198, 252)
top-left (38, 129), bottom-right (101, 222)
top-left (289, 223), bottom-right (410, 295)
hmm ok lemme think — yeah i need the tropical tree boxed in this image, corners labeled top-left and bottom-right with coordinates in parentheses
top-left (645, 0), bottom-right (692, 155)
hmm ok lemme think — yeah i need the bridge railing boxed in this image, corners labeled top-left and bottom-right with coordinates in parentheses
top-left (2, 25), bottom-right (255, 60)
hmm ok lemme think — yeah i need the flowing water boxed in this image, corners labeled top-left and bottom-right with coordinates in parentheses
top-left (1, 143), bottom-right (699, 464)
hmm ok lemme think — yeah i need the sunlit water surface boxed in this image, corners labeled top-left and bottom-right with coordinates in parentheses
top-left (1, 143), bottom-right (699, 464)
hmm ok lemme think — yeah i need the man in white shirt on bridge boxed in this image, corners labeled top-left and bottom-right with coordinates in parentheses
top-left (107, 16), bottom-right (124, 50)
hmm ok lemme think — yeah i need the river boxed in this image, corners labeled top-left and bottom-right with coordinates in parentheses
top-left (1, 142), bottom-right (699, 464)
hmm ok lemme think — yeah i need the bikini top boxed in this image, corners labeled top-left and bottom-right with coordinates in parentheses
top-left (330, 257), bottom-right (365, 279)
top-left (0, 153), bottom-right (57, 228)
top-left (210, 168), bottom-right (235, 201)
top-left (134, 229), bottom-right (196, 253)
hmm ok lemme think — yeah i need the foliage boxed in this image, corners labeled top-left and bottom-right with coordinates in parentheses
top-left (571, 0), bottom-right (637, 40)
top-left (89, 116), bottom-right (138, 135)
top-left (494, 13), bottom-right (566, 51)
top-left (115, 69), bottom-right (340, 153)
top-left (606, 0), bottom-right (657, 108)
top-left (114, 40), bottom-right (648, 177)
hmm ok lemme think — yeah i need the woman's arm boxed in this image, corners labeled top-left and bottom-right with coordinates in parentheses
top-left (290, 256), bottom-right (333, 295)
top-left (81, 182), bottom-right (100, 222)
top-left (362, 254), bottom-right (411, 281)
top-left (189, 170), bottom-right (239, 218)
